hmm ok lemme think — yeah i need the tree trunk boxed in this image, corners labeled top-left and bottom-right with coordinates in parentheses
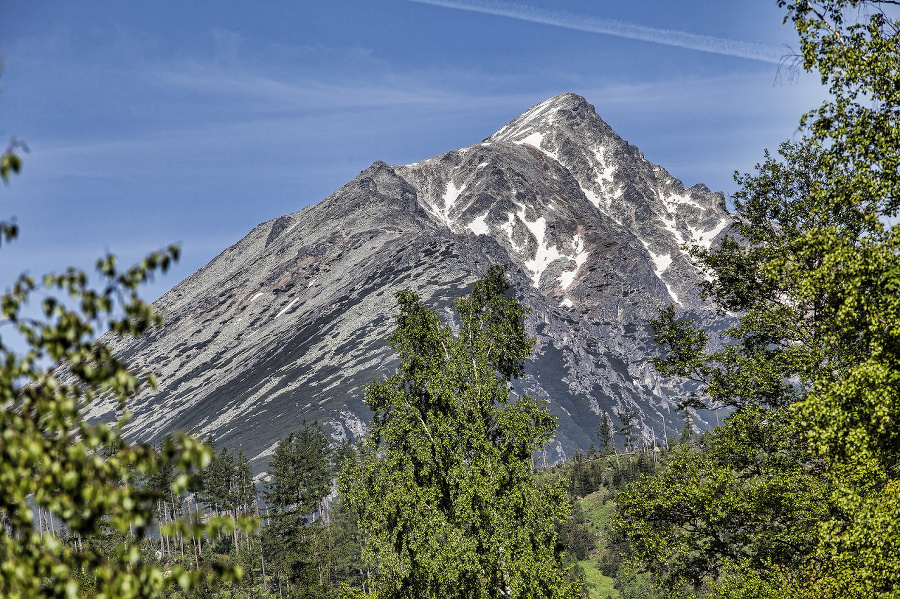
top-left (256, 495), bottom-right (268, 593)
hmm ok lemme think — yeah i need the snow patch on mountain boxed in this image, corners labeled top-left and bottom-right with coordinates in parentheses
top-left (557, 234), bottom-right (589, 290)
top-left (468, 212), bottom-right (489, 236)
top-left (636, 236), bottom-right (680, 304)
top-left (500, 212), bottom-right (523, 253)
top-left (276, 297), bottom-right (300, 318)
top-left (516, 131), bottom-right (561, 163)
top-left (689, 218), bottom-right (731, 250)
top-left (664, 190), bottom-right (704, 211)
top-left (520, 212), bottom-right (565, 287)
top-left (422, 178), bottom-right (467, 230)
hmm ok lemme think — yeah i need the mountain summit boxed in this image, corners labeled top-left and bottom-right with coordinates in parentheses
top-left (89, 93), bottom-right (731, 470)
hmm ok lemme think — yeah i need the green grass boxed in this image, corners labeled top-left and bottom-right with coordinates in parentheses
top-left (579, 488), bottom-right (616, 532)
top-left (574, 488), bottom-right (621, 598)
top-left (579, 558), bottom-right (620, 599)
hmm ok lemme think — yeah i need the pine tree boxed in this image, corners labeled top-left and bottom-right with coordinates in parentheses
top-left (614, 407), bottom-right (638, 453)
top-left (263, 422), bottom-right (333, 595)
top-left (596, 412), bottom-right (613, 456)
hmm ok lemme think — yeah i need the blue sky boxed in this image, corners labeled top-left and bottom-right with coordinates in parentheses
top-left (1, 1), bottom-right (824, 303)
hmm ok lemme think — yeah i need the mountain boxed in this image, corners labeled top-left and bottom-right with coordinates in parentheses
top-left (86, 93), bottom-right (732, 471)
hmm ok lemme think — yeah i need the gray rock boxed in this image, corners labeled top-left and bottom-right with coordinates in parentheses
top-left (87, 93), bottom-right (732, 471)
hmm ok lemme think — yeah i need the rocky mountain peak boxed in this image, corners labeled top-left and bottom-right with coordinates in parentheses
top-left (488, 92), bottom-right (615, 147)
top-left (88, 94), bottom-right (734, 472)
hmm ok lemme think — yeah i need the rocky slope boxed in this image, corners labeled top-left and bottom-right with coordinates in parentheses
top-left (87, 93), bottom-right (732, 471)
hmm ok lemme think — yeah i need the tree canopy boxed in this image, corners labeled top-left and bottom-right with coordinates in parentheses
top-left (339, 265), bottom-right (581, 599)
top-left (614, 1), bottom-right (900, 595)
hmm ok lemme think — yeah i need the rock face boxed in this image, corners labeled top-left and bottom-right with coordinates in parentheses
top-left (88, 93), bottom-right (731, 471)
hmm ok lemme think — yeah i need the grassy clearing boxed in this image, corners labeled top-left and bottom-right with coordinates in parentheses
top-left (580, 557), bottom-right (620, 599)
top-left (575, 488), bottom-right (620, 598)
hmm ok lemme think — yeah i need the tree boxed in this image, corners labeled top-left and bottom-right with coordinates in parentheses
top-left (615, 1), bottom-right (900, 593)
top-left (339, 265), bottom-right (582, 599)
top-left (611, 406), bottom-right (832, 594)
top-left (200, 442), bottom-right (237, 517)
top-left (0, 141), bottom-right (243, 596)
top-left (774, 2), bottom-right (900, 593)
top-left (614, 407), bottom-right (638, 453)
top-left (596, 412), bottom-right (613, 455)
top-left (263, 422), bottom-right (333, 597)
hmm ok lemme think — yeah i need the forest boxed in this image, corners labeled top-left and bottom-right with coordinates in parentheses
top-left (1, 0), bottom-right (899, 597)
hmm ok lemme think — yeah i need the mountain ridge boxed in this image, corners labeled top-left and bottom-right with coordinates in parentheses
top-left (88, 93), bottom-right (732, 471)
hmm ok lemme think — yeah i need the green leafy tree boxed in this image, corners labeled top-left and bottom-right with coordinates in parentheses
top-left (0, 141), bottom-right (244, 597)
top-left (339, 265), bottom-right (582, 599)
top-left (615, 1), bottom-right (900, 593)
top-left (774, 2), bottom-right (900, 593)
top-left (611, 406), bottom-right (832, 594)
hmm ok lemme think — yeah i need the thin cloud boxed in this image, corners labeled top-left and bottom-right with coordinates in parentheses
top-left (411, 0), bottom-right (785, 64)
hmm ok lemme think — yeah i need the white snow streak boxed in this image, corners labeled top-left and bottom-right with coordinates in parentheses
top-left (638, 238), bottom-right (681, 305)
top-left (434, 179), bottom-right (466, 228)
top-left (276, 297), bottom-right (300, 318)
top-left (521, 213), bottom-right (567, 287)
top-left (582, 147), bottom-right (621, 212)
top-left (250, 292), bottom-right (264, 303)
top-left (582, 187), bottom-right (603, 210)
top-left (500, 212), bottom-right (523, 253)
top-left (665, 190), bottom-right (704, 211)
top-left (518, 131), bottom-right (545, 149)
top-left (515, 130), bottom-right (561, 163)
top-left (688, 217), bottom-right (731, 250)
top-left (560, 298), bottom-right (574, 308)
top-left (557, 234), bottom-right (589, 290)
top-left (650, 250), bottom-right (672, 274)
top-left (513, 211), bottom-right (589, 290)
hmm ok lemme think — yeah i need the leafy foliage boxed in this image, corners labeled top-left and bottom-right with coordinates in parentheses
top-left (774, 2), bottom-right (900, 593)
top-left (619, 1), bottom-right (900, 594)
top-left (339, 265), bottom-right (581, 599)
top-left (0, 131), bottom-right (243, 596)
top-left (0, 246), bottom-right (245, 597)
top-left (611, 407), bottom-right (832, 593)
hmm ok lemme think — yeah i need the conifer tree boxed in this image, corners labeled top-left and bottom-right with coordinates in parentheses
top-left (264, 422), bottom-right (333, 595)
top-left (614, 407), bottom-right (638, 452)
top-left (596, 412), bottom-right (613, 456)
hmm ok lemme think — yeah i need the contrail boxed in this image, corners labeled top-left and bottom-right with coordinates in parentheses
top-left (410, 0), bottom-right (785, 64)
